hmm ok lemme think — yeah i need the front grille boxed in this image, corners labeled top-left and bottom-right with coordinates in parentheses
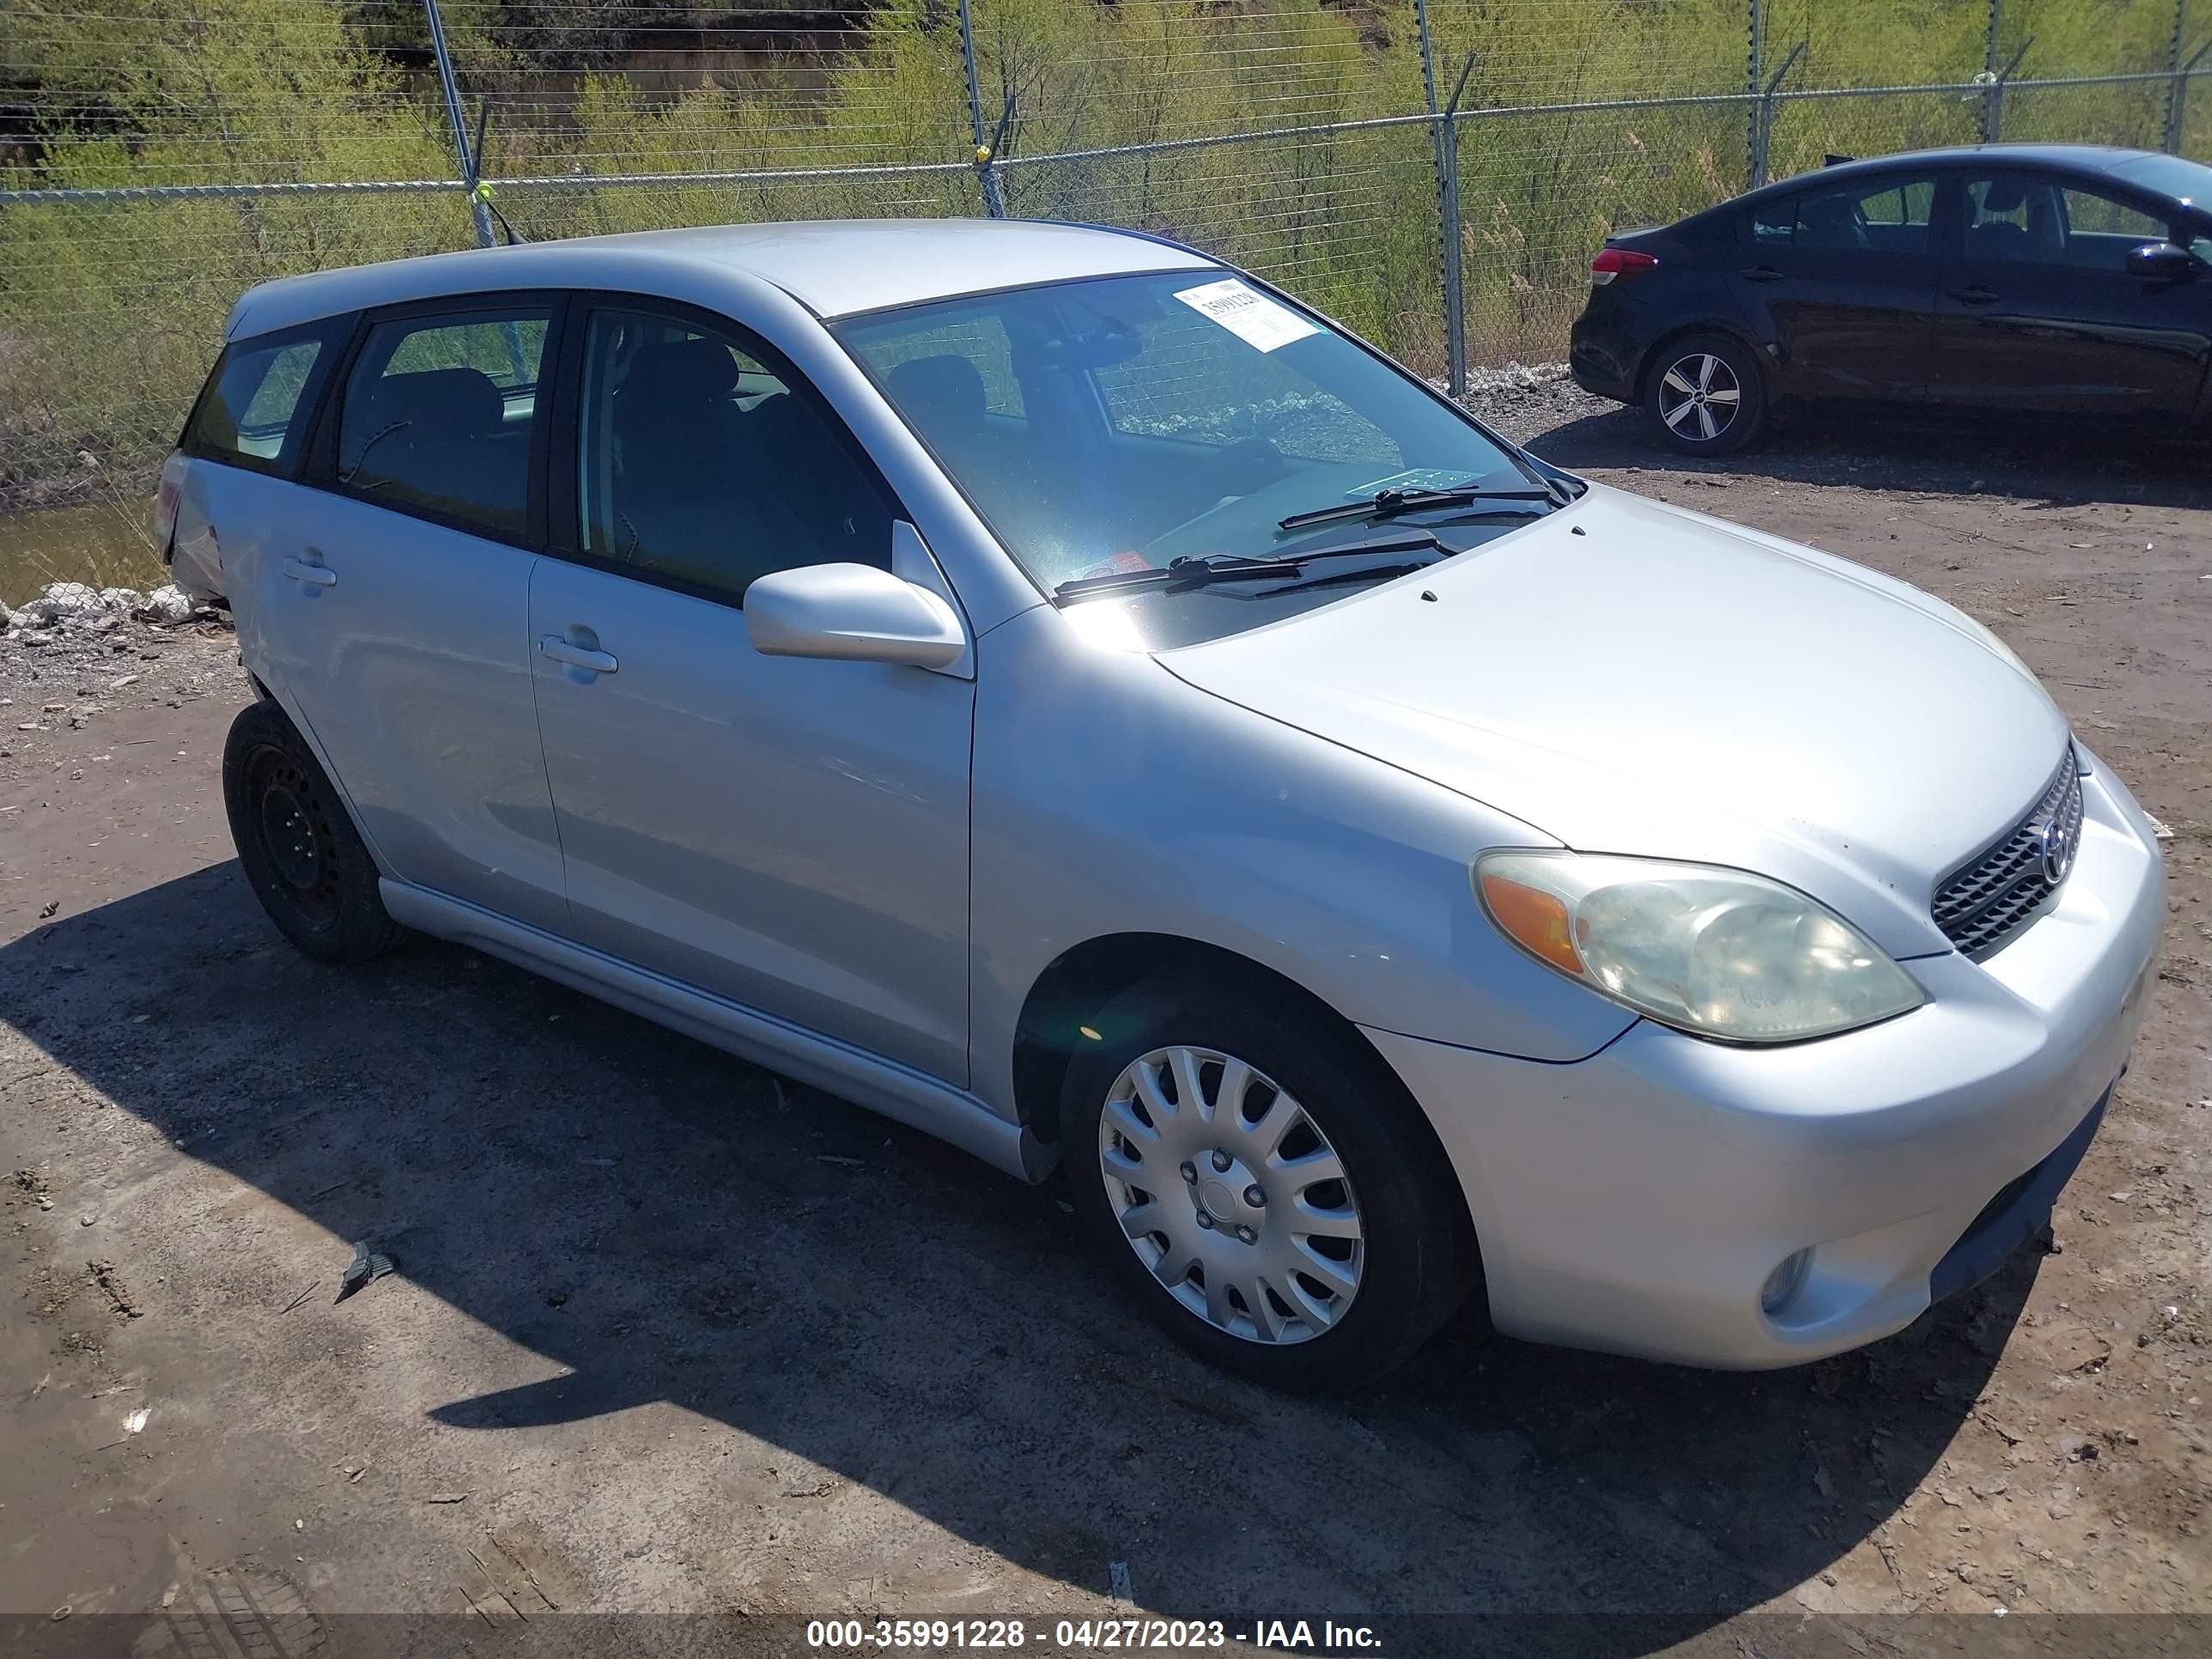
top-left (1931, 749), bottom-right (2085, 959)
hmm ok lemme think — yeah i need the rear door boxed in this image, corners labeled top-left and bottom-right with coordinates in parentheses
top-left (529, 299), bottom-right (974, 1084)
top-left (1737, 169), bottom-right (1942, 405)
top-left (1930, 170), bottom-right (2211, 417)
top-left (252, 297), bottom-right (570, 934)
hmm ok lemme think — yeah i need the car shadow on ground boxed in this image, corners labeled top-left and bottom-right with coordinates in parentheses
top-left (6, 865), bottom-right (2039, 1649)
top-left (1527, 403), bottom-right (2212, 512)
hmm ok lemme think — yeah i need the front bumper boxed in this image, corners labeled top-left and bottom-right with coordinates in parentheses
top-left (1369, 757), bottom-right (2164, 1369)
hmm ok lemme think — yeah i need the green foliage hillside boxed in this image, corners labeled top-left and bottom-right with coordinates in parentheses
top-left (0, 0), bottom-right (2197, 514)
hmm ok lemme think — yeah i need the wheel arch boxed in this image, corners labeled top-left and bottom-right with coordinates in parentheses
top-left (1632, 318), bottom-right (1772, 407)
top-left (1027, 931), bottom-right (1487, 1343)
top-left (1012, 933), bottom-right (1477, 1246)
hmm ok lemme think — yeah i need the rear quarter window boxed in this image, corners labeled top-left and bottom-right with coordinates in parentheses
top-left (181, 319), bottom-right (349, 475)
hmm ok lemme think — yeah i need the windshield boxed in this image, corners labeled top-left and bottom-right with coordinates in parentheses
top-left (831, 271), bottom-right (1541, 605)
top-left (2109, 152), bottom-right (2212, 209)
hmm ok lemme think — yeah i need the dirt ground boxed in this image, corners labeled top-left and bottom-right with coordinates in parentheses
top-left (1, 394), bottom-right (2207, 1657)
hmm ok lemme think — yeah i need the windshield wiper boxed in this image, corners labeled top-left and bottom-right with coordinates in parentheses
top-left (1276, 482), bottom-right (1565, 532)
top-left (1052, 532), bottom-right (1447, 604)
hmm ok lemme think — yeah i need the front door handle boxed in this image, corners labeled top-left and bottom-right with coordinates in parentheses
top-left (1738, 264), bottom-right (1784, 283)
top-left (281, 555), bottom-right (337, 588)
top-left (1948, 285), bottom-right (1999, 305)
top-left (538, 634), bottom-right (618, 676)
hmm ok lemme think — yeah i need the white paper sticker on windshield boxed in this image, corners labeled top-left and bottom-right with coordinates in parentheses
top-left (1172, 277), bottom-right (1319, 353)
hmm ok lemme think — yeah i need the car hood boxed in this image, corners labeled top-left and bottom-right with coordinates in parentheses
top-left (1158, 483), bottom-right (2070, 957)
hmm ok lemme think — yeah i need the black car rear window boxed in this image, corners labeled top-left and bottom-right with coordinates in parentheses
top-left (180, 318), bottom-right (349, 476)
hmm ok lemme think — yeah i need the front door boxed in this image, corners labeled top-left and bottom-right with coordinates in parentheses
top-left (528, 301), bottom-right (975, 1085)
top-left (1739, 169), bottom-right (1943, 406)
top-left (255, 299), bottom-right (569, 934)
top-left (1930, 171), bottom-right (2212, 416)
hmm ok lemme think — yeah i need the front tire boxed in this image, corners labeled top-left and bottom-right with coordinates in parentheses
top-left (1644, 331), bottom-right (1766, 455)
top-left (1061, 963), bottom-right (1477, 1392)
top-left (222, 699), bottom-right (404, 963)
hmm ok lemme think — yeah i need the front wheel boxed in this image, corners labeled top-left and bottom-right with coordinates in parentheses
top-left (1644, 332), bottom-right (1767, 455)
top-left (1061, 963), bottom-right (1478, 1392)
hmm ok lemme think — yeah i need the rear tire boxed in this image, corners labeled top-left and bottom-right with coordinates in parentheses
top-left (222, 699), bottom-right (404, 963)
top-left (1644, 331), bottom-right (1766, 455)
top-left (1061, 962), bottom-right (1479, 1393)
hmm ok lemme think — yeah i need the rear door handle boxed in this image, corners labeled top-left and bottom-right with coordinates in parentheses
top-left (1738, 265), bottom-right (1784, 283)
top-left (1948, 285), bottom-right (1999, 305)
top-left (538, 634), bottom-right (618, 676)
top-left (280, 555), bottom-right (337, 588)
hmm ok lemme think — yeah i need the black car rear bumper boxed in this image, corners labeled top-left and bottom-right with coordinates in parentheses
top-left (1567, 306), bottom-right (1640, 403)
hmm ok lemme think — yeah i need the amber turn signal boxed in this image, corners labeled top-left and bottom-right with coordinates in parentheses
top-left (1480, 872), bottom-right (1584, 975)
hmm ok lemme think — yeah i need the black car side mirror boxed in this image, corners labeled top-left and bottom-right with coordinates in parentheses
top-left (2125, 240), bottom-right (2198, 283)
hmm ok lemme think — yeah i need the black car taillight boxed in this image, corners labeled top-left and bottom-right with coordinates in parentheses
top-left (1590, 247), bottom-right (1659, 286)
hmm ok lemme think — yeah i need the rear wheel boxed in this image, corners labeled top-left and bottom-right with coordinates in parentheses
top-left (1061, 963), bottom-right (1478, 1392)
top-left (1644, 331), bottom-right (1766, 455)
top-left (222, 699), bottom-right (404, 963)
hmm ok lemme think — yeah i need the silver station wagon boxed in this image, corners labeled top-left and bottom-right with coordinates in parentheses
top-left (160, 220), bottom-right (2164, 1391)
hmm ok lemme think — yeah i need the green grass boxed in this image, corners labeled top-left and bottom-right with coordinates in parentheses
top-left (0, 0), bottom-right (2197, 529)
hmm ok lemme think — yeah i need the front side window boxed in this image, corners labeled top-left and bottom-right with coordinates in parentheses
top-left (182, 323), bottom-right (343, 472)
top-left (336, 308), bottom-right (550, 539)
top-left (574, 308), bottom-right (891, 605)
top-left (833, 271), bottom-right (1533, 611)
top-left (1753, 174), bottom-right (1936, 252)
top-left (1966, 173), bottom-right (2175, 268)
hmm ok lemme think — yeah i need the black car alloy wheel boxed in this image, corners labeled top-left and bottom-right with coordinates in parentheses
top-left (1656, 349), bottom-right (1742, 444)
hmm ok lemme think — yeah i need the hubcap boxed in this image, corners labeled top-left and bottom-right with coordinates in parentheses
top-left (1658, 352), bottom-right (1741, 442)
top-left (1097, 1044), bottom-right (1365, 1345)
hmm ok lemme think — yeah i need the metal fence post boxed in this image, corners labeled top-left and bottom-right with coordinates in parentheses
top-left (1746, 0), bottom-right (1765, 191)
top-left (1413, 0), bottom-right (1461, 395)
top-left (1982, 0), bottom-right (2005, 143)
top-left (1437, 60), bottom-right (1474, 399)
top-left (2166, 0), bottom-right (2193, 152)
top-left (1986, 38), bottom-right (2032, 143)
top-left (1751, 40), bottom-right (1804, 189)
top-left (422, 0), bottom-right (495, 249)
top-left (2170, 40), bottom-right (2212, 153)
top-left (957, 0), bottom-right (1005, 218)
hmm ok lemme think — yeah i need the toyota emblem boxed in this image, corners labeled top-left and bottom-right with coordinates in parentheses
top-left (2035, 812), bottom-right (2075, 885)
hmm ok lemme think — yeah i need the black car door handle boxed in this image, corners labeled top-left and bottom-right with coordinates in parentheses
top-left (1738, 265), bottom-right (1784, 283)
top-left (1948, 285), bottom-right (1999, 305)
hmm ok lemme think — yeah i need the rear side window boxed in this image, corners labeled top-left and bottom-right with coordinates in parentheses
top-left (335, 308), bottom-right (550, 541)
top-left (1750, 175), bottom-right (1936, 252)
top-left (180, 323), bottom-right (343, 474)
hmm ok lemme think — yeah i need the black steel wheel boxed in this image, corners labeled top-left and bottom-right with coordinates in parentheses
top-left (222, 699), bottom-right (404, 963)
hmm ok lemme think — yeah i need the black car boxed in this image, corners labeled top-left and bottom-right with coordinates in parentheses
top-left (1569, 144), bottom-right (2212, 453)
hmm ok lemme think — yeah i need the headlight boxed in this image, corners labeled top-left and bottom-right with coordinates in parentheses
top-left (1476, 852), bottom-right (1924, 1044)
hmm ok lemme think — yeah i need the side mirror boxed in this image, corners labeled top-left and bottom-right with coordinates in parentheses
top-left (744, 562), bottom-right (969, 671)
top-left (2125, 240), bottom-right (2197, 283)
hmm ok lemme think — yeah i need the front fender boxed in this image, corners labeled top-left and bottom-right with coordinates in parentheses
top-left (966, 605), bottom-right (1638, 1122)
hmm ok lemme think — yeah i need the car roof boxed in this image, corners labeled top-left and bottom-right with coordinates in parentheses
top-left (227, 217), bottom-right (1219, 339)
top-left (1734, 143), bottom-right (2178, 205)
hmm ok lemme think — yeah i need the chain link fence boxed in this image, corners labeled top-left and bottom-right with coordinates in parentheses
top-left (3, 0), bottom-right (2208, 562)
